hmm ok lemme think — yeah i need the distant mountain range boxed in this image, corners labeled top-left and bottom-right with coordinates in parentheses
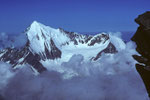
top-left (81, 31), bottom-right (135, 42)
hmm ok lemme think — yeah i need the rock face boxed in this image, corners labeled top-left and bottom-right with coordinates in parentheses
top-left (131, 11), bottom-right (150, 97)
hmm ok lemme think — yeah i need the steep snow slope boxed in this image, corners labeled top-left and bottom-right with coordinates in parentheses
top-left (0, 21), bottom-right (125, 73)
top-left (109, 34), bottom-right (126, 51)
top-left (26, 21), bottom-right (70, 54)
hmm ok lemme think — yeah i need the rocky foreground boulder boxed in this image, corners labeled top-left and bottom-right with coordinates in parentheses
top-left (132, 11), bottom-right (150, 97)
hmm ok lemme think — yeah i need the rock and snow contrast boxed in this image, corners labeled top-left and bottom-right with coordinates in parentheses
top-left (0, 21), bottom-right (126, 73)
top-left (0, 21), bottom-right (149, 100)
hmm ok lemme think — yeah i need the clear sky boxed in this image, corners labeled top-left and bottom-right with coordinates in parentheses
top-left (0, 0), bottom-right (150, 33)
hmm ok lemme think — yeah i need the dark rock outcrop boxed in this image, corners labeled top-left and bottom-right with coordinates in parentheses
top-left (43, 39), bottom-right (61, 60)
top-left (131, 11), bottom-right (150, 97)
top-left (93, 43), bottom-right (117, 61)
top-left (88, 34), bottom-right (109, 46)
top-left (0, 42), bottom-right (47, 73)
top-left (59, 28), bottom-right (109, 46)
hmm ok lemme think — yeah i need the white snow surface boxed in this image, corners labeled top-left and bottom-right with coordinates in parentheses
top-left (25, 21), bottom-right (127, 77)
top-left (26, 21), bottom-right (126, 64)
top-left (109, 34), bottom-right (126, 51)
top-left (26, 21), bottom-right (70, 54)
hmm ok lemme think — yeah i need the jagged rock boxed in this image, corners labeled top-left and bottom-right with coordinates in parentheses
top-left (135, 11), bottom-right (150, 30)
top-left (131, 11), bottom-right (150, 97)
top-left (93, 43), bottom-right (117, 61)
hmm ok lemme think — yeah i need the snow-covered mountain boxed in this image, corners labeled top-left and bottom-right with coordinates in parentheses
top-left (0, 21), bottom-right (125, 73)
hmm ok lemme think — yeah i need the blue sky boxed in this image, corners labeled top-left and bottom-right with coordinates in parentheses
top-left (0, 0), bottom-right (150, 33)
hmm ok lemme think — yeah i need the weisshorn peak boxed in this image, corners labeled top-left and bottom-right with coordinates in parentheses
top-left (0, 21), bottom-right (126, 73)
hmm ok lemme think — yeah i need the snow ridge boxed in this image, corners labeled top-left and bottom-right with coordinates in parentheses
top-left (0, 21), bottom-right (126, 73)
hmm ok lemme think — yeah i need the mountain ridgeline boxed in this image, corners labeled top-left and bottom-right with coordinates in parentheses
top-left (0, 21), bottom-right (125, 73)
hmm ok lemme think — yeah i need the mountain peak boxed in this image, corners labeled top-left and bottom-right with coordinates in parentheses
top-left (26, 20), bottom-right (52, 40)
top-left (27, 21), bottom-right (59, 36)
top-left (32, 20), bottom-right (39, 24)
top-left (25, 21), bottom-right (70, 55)
top-left (31, 21), bottom-right (41, 27)
top-left (29, 21), bottom-right (45, 30)
top-left (0, 20), bottom-right (125, 74)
